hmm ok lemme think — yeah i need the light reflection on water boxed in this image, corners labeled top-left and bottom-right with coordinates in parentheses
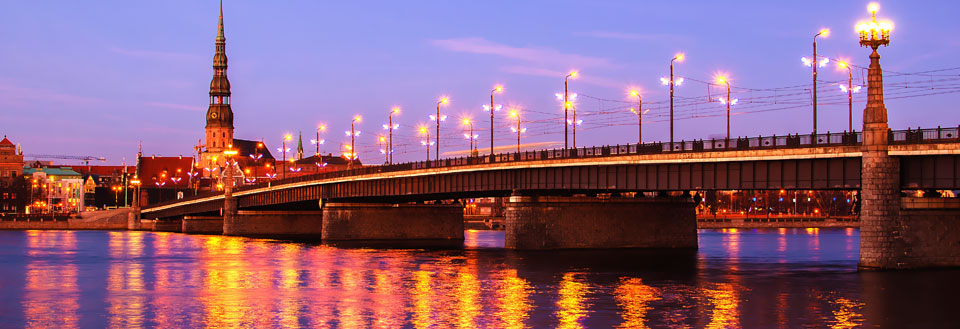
top-left (0, 228), bottom-right (957, 327)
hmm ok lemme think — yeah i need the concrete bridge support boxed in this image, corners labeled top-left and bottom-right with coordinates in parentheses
top-left (182, 216), bottom-right (223, 234)
top-left (504, 194), bottom-right (697, 250)
top-left (321, 203), bottom-right (464, 243)
top-left (223, 210), bottom-right (325, 239)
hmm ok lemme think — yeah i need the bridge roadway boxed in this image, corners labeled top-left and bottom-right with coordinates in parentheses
top-left (143, 130), bottom-right (960, 220)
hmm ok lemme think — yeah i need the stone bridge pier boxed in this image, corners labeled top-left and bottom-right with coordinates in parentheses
top-left (504, 192), bottom-right (697, 250)
top-left (321, 202), bottom-right (464, 244)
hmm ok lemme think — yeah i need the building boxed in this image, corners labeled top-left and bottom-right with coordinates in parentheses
top-left (195, 2), bottom-right (276, 188)
top-left (23, 167), bottom-right (85, 213)
top-left (0, 136), bottom-right (23, 179)
top-left (285, 154), bottom-right (362, 178)
top-left (0, 136), bottom-right (26, 214)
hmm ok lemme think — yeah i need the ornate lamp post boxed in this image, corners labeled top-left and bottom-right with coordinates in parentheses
top-left (432, 97), bottom-right (449, 162)
top-left (382, 107), bottom-right (400, 164)
top-left (857, 3), bottom-right (892, 129)
top-left (716, 75), bottom-right (739, 141)
top-left (661, 53), bottom-right (685, 145)
top-left (509, 109), bottom-right (527, 153)
top-left (856, 2), bottom-right (896, 269)
top-left (837, 61), bottom-right (862, 133)
top-left (486, 85), bottom-right (503, 156)
top-left (802, 29), bottom-right (830, 138)
top-left (628, 89), bottom-right (648, 144)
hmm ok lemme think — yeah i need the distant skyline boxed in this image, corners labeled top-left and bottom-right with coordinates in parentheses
top-left (2, 0), bottom-right (960, 165)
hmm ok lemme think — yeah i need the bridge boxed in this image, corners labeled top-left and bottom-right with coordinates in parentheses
top-left (133, 127), bottom-right (960, 270)
top-left (131, 21), bottom-right (960, 270)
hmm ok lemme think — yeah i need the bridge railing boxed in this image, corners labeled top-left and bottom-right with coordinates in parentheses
top-left (147, 127), bottom-right (958, 209)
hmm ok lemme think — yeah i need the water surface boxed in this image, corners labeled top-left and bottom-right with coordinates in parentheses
top-left (0, 228), bottom-right (956, 328)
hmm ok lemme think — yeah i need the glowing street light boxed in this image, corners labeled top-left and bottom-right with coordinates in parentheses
top-left (661, 53), bottom-right (684, 145)
top-left (837, 61), bottom-right (862, 132)
top-left (716, 75), bottom-right (738, 140)
top-left (311, 124), bottom-right (327, 156)
top-left (801, 28), bottom-right (830, 138)
top-left (345, 115), bottom-right (362, 167)
top-left (628, 89), bottom-right (649, 144)
top-left (509, 109), bottom-right (527, 153)
top-left (563, 71), bottom-right (578, 148)
top-left (418, 125), bottom-right (434, 162)
top-left (278, 134), bottom-right (292, 179)
top-left (377, 135), bottom-right (389, 164)
top-left (433, 97), bottom-right (449, 161)
top-left (462, 117), bottom-right (479, 156)
top-left (382, 107), bottom-right (400, 164)
top-left (485, 85), bottom-right (504, 156)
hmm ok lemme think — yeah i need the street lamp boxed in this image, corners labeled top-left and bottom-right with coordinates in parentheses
top-left (311, 124), bottom-right (327, 157)
top-left (661, 53), bottom-right (685, 145)
top-left (802, 28), bottom-right (830, 138)
top-left (567, 112), bottom-right (583, 148)
top-left (433, 97), bottom-right (449, 162)
top-left (377, 135), bottom-right (389, 164)
top-left (628, 89), bottom-right (649, 144)
top-left (382, 107), bottom-right (400, 164)
top-left (486, 85), bottom-right (503, 156)
top-left (716, 75), bottom-right (739, 141)
top-left (509, 109), bottom-right (527, 153)
top-left (837, 61), bottom-right (862, 133)
top-left (462, 118), bottom-right (479, 157)
top-left (278, 134), bottom-right (292, 179)
top-left (418, 125), bottom-right (434, 162)
top-left (223, 144), bottom-right (238, 189)
top-left (248, 141), bottom-right (264, 183)
top-left (345, 115), bottom-right (362, 168)
top-left (563, 71), bottom-right (578, 148)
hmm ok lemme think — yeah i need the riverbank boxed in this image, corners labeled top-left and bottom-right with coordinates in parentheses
top-left (0, 208), bottom-right (131, 230)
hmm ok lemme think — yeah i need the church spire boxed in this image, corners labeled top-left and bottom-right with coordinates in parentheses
top-left (217, 0), bottom-right (224, 42)
top-left (205, 0), bottom-right (234, 152)
top-left (297, 131), bottom-right (304, 160)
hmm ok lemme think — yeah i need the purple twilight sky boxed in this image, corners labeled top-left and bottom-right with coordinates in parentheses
top-left (2, 0), bottom-right (960, 165)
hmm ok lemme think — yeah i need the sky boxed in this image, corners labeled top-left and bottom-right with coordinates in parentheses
top-left (2, 0), bottom-right (960, 165)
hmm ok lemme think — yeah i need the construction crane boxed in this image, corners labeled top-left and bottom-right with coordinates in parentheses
top-left (24, 154), bottom-right (107, 170)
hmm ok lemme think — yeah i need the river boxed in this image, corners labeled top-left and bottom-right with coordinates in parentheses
top-left (0, 228), bottom-right (956, 328)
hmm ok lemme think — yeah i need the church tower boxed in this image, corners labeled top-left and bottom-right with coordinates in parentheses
top-left (205, 0), bottom-right (233, 153)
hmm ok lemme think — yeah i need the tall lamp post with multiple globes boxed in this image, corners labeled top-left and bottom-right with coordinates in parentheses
top-left (716, 75), bottom-right (738, 141)
top-left (662, 53), bottom-right (684, 145)
top-left (856, 2), bottom-right (894, 269)
top-left (837, 61), bottom-right (862, 133)
top-left (487, 85), bottom-right (503, 156)
top-left (383, 107), bottom-right (400, 164)
top-left (802, 28), bottom-right (830, 138)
